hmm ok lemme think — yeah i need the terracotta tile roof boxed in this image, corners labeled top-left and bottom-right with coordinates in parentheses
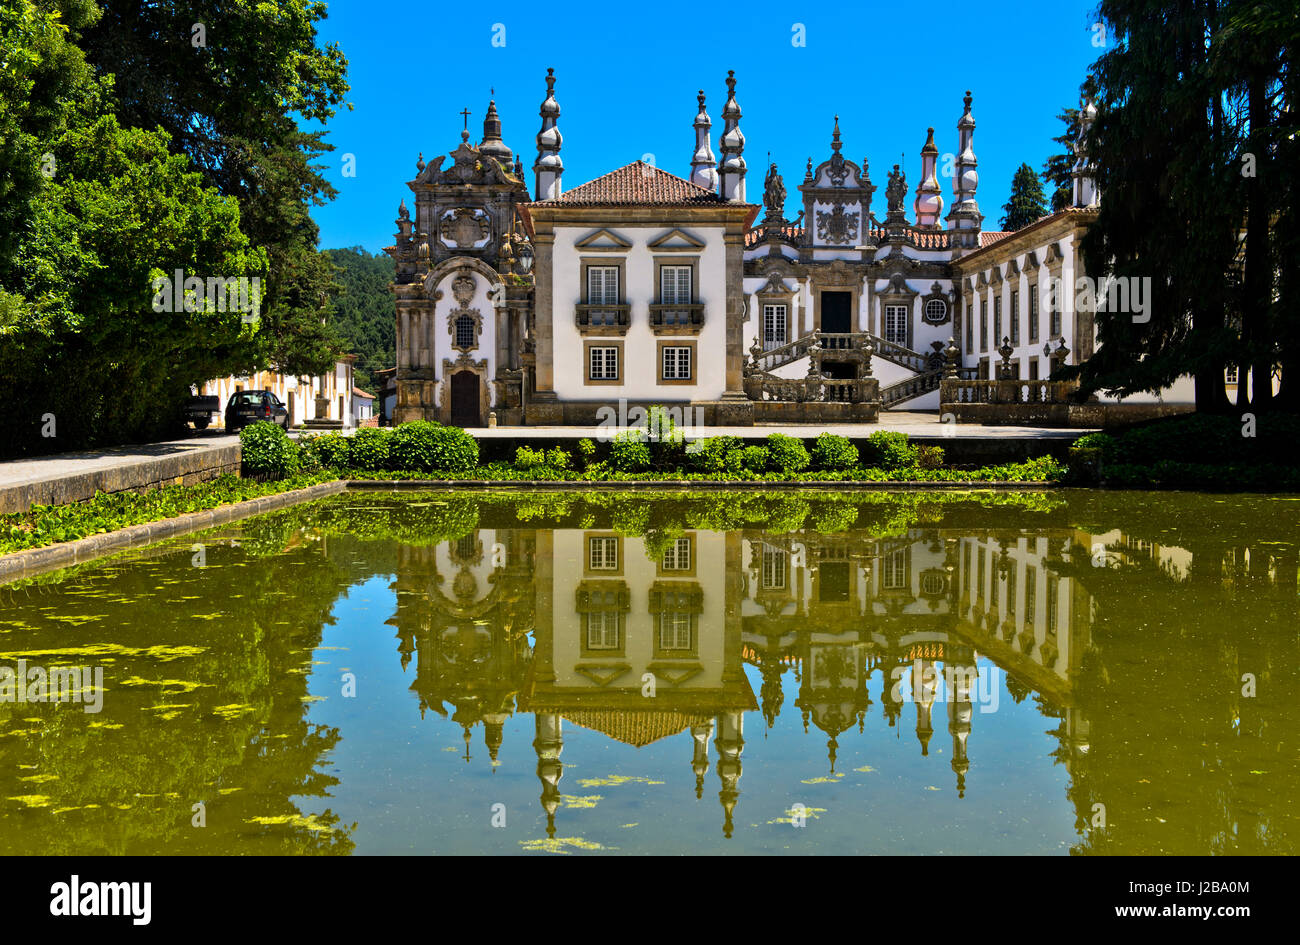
top-left (744, 224), bottom-right (804, 247)
top-left (532, 161), bottom-right (725, 207)
top-left (980, 230), bottom-right (1013, 247)
top-left (352, 386), bottom-right (374, 399)
top-left (564, 709), bottom-right (712, 748)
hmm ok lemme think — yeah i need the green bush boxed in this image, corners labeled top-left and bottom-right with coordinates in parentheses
top-left (861, 431), bottom-right (919, 470)
top-left (240, 422), bottom-right (300, 479)
top-left (739, 446), bottom-right (769, 472)
top-left (347, 426), bottom-right (392, 471)
top-left (306, 433), bottom-right (349, 469)
top-left (545, 447), bottom-right (572, 470)
top-left (691, 436), bottom-right (744, 473)
top-left (577, 438), bottom-right (597, 468)
top-left (765, 433), bottom-right (811, 473)
top-left (917, 445), bottom-right (945, 469)
top-left (610, 432), bottom-right (652, 472)
top-left (811, 433), bottom-right (859, 471)
top-left (514, 445), bottom-right (546, 470)
top-left (389, 421), bottom-right (479, 472)
top-left (643, 405), bottom-right (679, 442)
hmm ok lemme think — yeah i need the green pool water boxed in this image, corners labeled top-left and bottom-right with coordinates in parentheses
top-left (0, 488), bottom-right (1296, 855)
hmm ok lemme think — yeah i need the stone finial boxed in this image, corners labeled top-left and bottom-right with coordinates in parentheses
top-left (534, 68), bottom-right (563, 200)
top-left (416, 152), bottom-right (425, 173)
top-left (690, 89), bottom-right (719, 191)
top-left (718, 70), bottom-right (746, 202)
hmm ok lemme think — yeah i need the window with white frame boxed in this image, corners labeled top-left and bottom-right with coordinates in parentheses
top-left (993, 295), bottom-right (1003, 343)
top-left (980, 299), bottom-right (988, 351)
top-left (761, 545), bottom-right (787, 589)
top-left (924, 298), bottom-right (947, 323)
top-left (1010, 290), bottom-right (1020, 343)
top-left (1049, 294), bottom-right (1062, 338)
top-left (585, 611), bottom-right (621, 649)
top-left (660, 266), bottom-right (692, 304)
top-left (1225, 364), bottom-right (1239, 383)
top-left (589, 346), bottom-right (619, 381)
top-left (884, 305), bottom-right (908, 345)
top-left (1029, 286), bottom-right (1040, 341)
top-left (588, 537), bottom-right (618, 570)
top-left (588, 266), bottom-right (619, 304)
top-left (763, 304), bottom-right (788, 349)
top-left (662, 345), bottom-right (692, 380)
top-left (662, 537), bottom-right (692, 571)
top-left (882, 548), bottom-right (908, 590)
top-left (657, 612), bottom-right (694, 650)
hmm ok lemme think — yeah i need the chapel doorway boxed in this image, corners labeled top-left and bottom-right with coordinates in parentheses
top-left (450, 371), bottom-right (482, 427)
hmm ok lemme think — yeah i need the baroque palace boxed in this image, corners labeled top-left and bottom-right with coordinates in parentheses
top-left (387, 70), bottom-right (1189, 428)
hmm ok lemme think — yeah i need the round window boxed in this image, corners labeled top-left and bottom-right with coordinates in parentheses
top-left (924, 298), bottom-right (948, 323)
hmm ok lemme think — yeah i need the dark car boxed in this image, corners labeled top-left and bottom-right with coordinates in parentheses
top-left (225, 390), bottom-right (289, 433)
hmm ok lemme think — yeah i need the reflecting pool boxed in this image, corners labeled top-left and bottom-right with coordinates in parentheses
top-left (0, 489), bottom-right (1296, 854)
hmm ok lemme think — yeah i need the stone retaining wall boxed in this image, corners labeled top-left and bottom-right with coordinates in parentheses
top-left (0, 442), bottom-right (241, 514)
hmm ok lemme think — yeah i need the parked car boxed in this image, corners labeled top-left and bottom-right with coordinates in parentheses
top-left (183, 395), bottom-right (220, 430)
top-left (225, 390), bottom-right (289, 433)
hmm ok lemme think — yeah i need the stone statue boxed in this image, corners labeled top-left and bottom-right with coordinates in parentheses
top-left (764, 164), bottom-right (786, 218)
top-left (886, 164), bottom-right (906, 212)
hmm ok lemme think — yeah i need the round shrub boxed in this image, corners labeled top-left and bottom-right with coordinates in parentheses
top-left (739, 446), bottom-right (769, 472)
top-left (240, 421), bottom-right (300, 480)
top-left (811, 433), bottom-right (859, 471)
top-left (390, 420), bottom-right (479, 472)
top-left (545, 447), bottom-right (572, 470)
top-left (577, 438), bottom-right (598, 468)
top-left (610, 432), bottom-right (652, 472)
top-left (347, 427), bottom-right (392, 470)
top-left (766, 433), bottom-right (810, 473)
top-left (862, 431), bottom-right (919, 470)
top-left (307, 433), bottom-right (349, 469)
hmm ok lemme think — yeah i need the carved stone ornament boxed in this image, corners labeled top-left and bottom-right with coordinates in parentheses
top-left (827, 151), bottom-right (850, 186)
top-left (442, 208), bottom-right (490, 249)
top-left (815, 205), bottom-right (860, 245)
top-left (886, 165), bottom-right (907, 212)
top-left (763, 165), bottom-right (786, 217)
top-left (452, 273), bottom-right (476, 306)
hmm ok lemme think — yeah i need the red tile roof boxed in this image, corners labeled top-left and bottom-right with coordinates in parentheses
top-left (980, 230), bottom-right (1012, 247)
top-left (532, 161), bottom-right (726, 207)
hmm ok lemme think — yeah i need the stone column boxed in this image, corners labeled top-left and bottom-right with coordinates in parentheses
top-left (526, 235), bottom-right (563, 424)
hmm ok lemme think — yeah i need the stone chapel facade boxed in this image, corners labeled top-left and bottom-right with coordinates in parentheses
top-left (386, 69), bottom-right (1170, 427)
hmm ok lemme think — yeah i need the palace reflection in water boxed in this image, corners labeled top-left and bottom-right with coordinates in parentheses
top-left (3, 491), bottom-right (1296, 855)
top-left (387, 516), bottom-right (1127, 839)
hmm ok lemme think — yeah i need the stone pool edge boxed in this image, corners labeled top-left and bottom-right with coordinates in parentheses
top-left (1, 477), bottom-right (1053, 584)
top-left (0, 479), bottom-right (348, 584)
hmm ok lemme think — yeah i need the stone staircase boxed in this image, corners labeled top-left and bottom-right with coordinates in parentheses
top-left (753, 331), bottom-right (931, 374)
top-left (879, 369), bottom-right (945, 409)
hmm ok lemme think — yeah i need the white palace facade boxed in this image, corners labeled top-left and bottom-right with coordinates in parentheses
top-left (387, 71), bottom-right (1192, 427)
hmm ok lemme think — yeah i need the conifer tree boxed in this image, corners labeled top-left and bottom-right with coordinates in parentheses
top-left (1000, 164), bottom-right (1048, 231)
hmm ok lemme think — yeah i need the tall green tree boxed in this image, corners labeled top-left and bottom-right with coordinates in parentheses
top-left (1042, 77), bottom-right (1098, 213)
top-left (323, 247), bottom-right (396, 394)
top-left (77, 0), bottom-right (351, 378)
top-left (1000, 163), bottom-right (1049, 231)
top-left (1065, 0), bottom-right (1294, 413)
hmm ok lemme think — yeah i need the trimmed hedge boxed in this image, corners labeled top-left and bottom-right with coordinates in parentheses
top-left (811, 433), bottom-right (858, 471)
top-left (240, 422), bottom-right (300, 479)
top-left (390, 420), bottom-right (479, 472)
top-left (765, 433), bottom-right (811, 473)
top-left (347, 426), bottom-right (392, 471)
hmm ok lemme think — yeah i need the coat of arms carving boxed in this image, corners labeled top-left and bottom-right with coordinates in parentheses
top-left (815, 205), bottom-right (860, 245)
top-left (442, 208), bottom-right (490, 249)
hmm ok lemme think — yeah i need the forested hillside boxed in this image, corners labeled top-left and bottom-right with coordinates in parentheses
top-left (324, 247), bottom-right (395, 394)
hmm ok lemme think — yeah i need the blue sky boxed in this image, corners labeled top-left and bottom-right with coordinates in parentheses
top-left (310, 0), bottom-right (1104, 253)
